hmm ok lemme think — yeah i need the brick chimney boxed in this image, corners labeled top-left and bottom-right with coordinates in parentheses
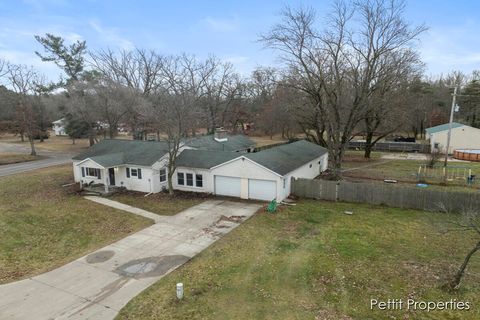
top-left (214, 127), bottom-right (228, 142)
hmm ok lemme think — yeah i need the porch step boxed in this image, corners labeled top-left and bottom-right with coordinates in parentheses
top-left (83, 192), bottom-right (102, 196)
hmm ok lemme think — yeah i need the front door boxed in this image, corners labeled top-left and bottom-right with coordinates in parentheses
top-left (108, 168), bottom-right (115, 186)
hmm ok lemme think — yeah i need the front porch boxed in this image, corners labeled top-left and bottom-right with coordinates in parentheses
top-left (81, 183), bottom-right (124, 196)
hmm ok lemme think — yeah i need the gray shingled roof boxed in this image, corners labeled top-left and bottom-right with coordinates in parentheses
top-left (245, 140), bottom-right (327, 175)
top-left (73, 138), bottom-right (327, 175)
top-left (177, 140), bottom-right (327, 176)
top-left (72, 139), bottom-right (170, 167)
top-left (184, 134), bottom-right (254, 152)
top-left (176, 149), bottom-right (239, 169)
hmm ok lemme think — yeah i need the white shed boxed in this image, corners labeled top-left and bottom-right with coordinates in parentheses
top-left (426, 122), bottom-right (480, 154)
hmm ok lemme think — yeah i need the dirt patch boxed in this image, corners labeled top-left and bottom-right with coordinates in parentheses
top-left (86, 250), bottom-right (115, 264)
top-left (115, 255), bottom-right (190, 279)
top-left (343, 153), bottom-right (376, 163)
top-left (218, 215), bottom-right (246, 223)
top-left (202, 227), bottom-right (223, 238)
top-left (215, 224), bottom-right (231, 229)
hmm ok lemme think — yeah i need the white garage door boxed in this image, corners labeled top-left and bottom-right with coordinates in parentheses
top-left (214, 175), bottom-right (241, 197)
top-left (248, 179), bottom-right (277, 201)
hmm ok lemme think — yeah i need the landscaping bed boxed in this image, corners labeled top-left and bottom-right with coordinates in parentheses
top-left (117, 200), bottom-right (480, 320)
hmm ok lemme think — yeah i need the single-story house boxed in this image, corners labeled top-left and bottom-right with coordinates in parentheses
top-left (52, 118), bottom-right (67, 136)
top-left (425, 122), bottom-right (480, 154)
top-left (72, 134), bottom-right (328, 201)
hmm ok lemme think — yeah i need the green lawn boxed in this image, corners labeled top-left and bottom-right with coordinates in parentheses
top-left (0, 165), bottom-right (152, 284)
top-left (109, 191), bottom-right (204, 216)
top-left (117, 200), bottom-right (480, 320)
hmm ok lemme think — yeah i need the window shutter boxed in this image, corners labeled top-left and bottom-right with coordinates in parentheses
top-left (81, 167), bottom-right (85, 177)
top-left (126, 167), bottom-right (130, 178)
top-left (138, 168), bottom-right (142, 179)
top-left (97, 169), bottom-right (101, 179)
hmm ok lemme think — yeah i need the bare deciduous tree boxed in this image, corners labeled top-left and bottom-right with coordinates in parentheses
top-left (95, 78), bottom-right (139, 138)
top-left (437, 208), bottom-right (480, 290)
top-left (6, 64), bottom-right (44, 155)
top-left (67, 73), bottom-right (102, 146)
top-left (200, 57), bottom-right (241, 133)
top-left (261, 1), bottom-right (426, 177)
top-left (0, 58), bottom-right (7, 78)
top-left (90, 49), bottom-right (165, 138)
top-left (145, 54), bottom-right (211, 194)
top-left (90, 48), bottom-right (164, 96)
top-left (361, 49), bottom-right (424, 158)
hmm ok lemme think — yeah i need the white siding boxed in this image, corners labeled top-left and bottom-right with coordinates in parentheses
top-left (73, 160), bottom-right (156, 193)
top-left (173, 167), bottom-right (211, 193)
top-left (281, 153), bottom-right (328, 200)
top-left (211, 157), bottom-right (283, 200)
top-left (429, 126), bottom-right (480, 153)
top-left (73, 159), bottom-right (104, 185)
top-left (212, 157), bottom-right (280, 181)
top-left (113, 166), bottom-right (155, 193)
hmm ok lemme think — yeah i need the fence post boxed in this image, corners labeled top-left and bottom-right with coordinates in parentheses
top-left (335, 182), bottom-right (340, 202)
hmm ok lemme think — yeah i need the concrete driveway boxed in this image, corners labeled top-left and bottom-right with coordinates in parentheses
top-left (0, 200), bottom-right (261, 320)
top-left (0, 142), bottom-right (73, 177)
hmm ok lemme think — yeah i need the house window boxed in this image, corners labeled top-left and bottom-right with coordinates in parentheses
top-left (126, 167), bottom-right (142, 179)
top-left (196, 174), bottom-right (203, 187)
top-left (186, 173), bottom-right (193, 186)
top-left (159, 169), bottom-right (166, 182)
top-left (283, 178), bottom-right (286, 189)
top-left (85, 167), bottom-right (101, 179)
top-left (177, 172), bottom-right (185, 185)
top-left (131, 168), bottom-right (138, 177)
top-left (309, 163), bottom-right (312, 168)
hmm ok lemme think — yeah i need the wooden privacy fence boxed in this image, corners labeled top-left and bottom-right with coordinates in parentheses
top-left (291, 178), bottom-right (480, 213)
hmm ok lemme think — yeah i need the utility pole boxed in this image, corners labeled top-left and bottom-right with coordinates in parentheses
top-left (443, 86), bottom-right (457, 182)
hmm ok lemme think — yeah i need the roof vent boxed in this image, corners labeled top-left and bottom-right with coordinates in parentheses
top-left (214, 128), bottom-right (228, 142)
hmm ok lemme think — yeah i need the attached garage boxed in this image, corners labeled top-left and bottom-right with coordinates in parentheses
top-left (248, 179), bottom-right (276, 201)
top-left (214, 175), bottom-right (241, 197)
top-left (176, 140), bottom-right (329, 202)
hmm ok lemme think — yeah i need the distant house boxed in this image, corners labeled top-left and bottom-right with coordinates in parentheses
top-left (52, 118), bottom-right (67, 136)
top-left (72, 131), bottom-right (328, 201)
top-left (425, 122), bottom-right (480, 154)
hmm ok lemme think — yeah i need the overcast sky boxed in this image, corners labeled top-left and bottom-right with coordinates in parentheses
top-left (1, 0), bottom-right (479, 81)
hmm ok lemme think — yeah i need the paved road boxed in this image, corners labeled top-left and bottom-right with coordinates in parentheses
top-left (0, 200), bottom-right (262, 320)
top-left (0, 142), bottom-right (74, 177)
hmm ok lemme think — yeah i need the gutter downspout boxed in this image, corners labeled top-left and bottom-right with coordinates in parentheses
top-left (145, 177), bottom-right (153, 197)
